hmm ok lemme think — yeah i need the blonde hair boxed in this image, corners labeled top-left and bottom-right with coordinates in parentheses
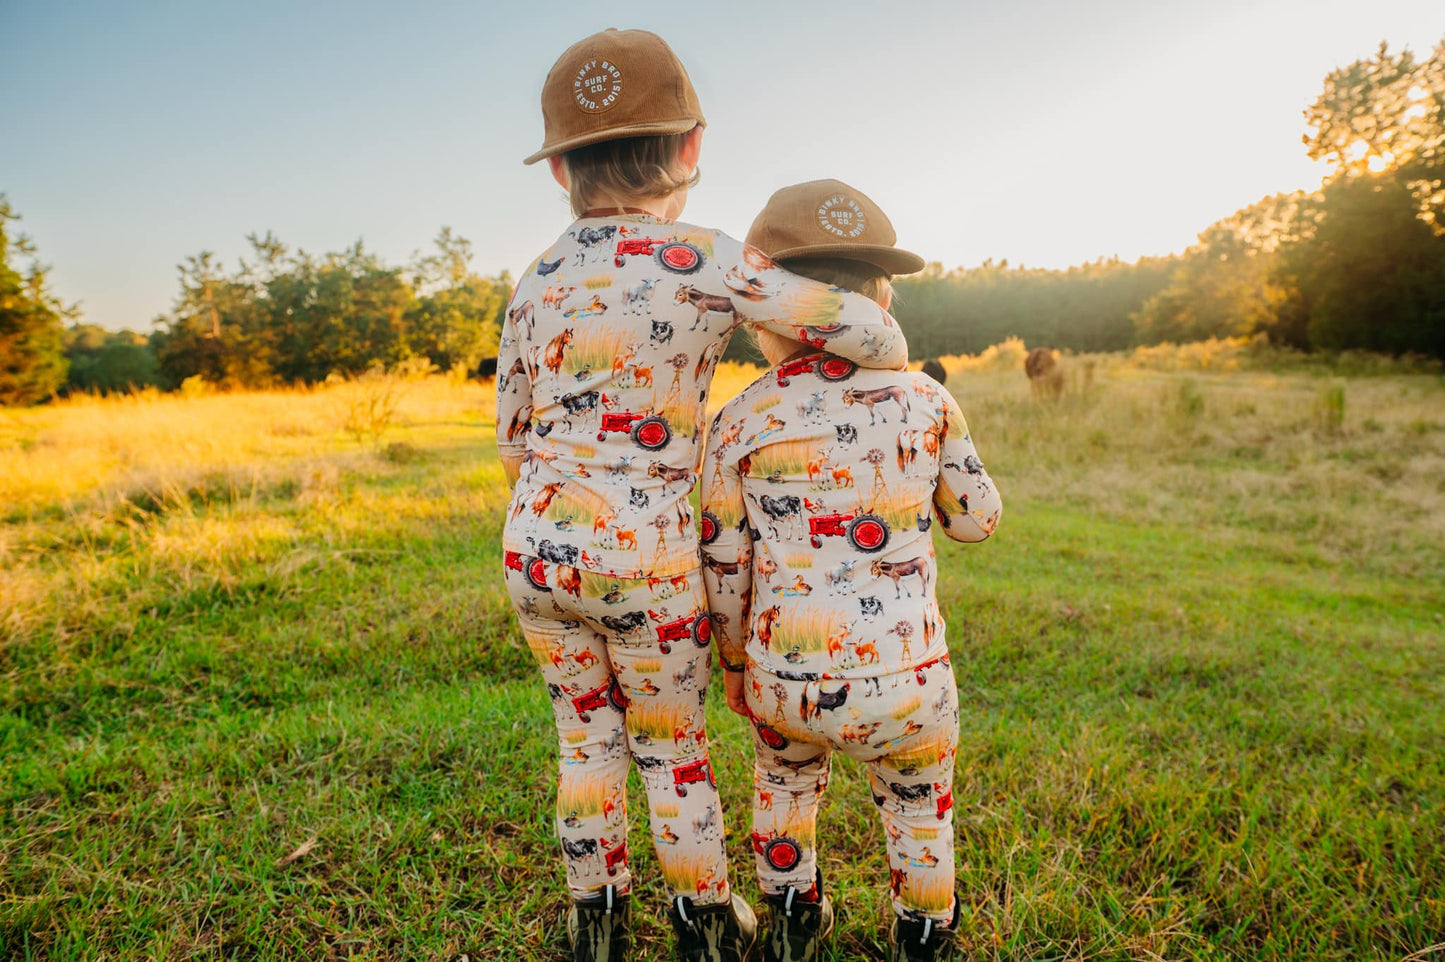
top-left (749, 257), bottom-right (893, 364)
top-left (776, 257), bottom-right (892, 306)
top-left (561, 132), bottom-right (700, 218)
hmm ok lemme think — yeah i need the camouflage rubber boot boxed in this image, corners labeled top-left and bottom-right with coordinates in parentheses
top-left (566, 885), bottom-right (631, 962)
top-left (761, 872), bottom-right (834, 962)
top-left (667, 893), bottom-right (758, 962)
top-left (886, 899), bottom-right (959, 962)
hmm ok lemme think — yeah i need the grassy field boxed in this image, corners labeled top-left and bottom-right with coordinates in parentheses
top-left (2, 349), bottom-right (1443, 960)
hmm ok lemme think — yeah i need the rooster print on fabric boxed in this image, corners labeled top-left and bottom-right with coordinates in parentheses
top-left (700, 359), bottom-right (1001, 680)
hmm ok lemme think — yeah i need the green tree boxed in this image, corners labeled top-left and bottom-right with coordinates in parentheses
top-left (154, 250), bottom-right (273, 387)
top-left (0, 196), bottom-right (73, 405)
top-left (1279, 175), bottom-right (1445, 355)
top-left (64, 324), bottom-right (164, 393)
top-left (153, 230), bottom-right (508, 388)
top-left (1133, 193), bottom-right (1303, 345)
top-left (405, 228), bottom-right (506, 372)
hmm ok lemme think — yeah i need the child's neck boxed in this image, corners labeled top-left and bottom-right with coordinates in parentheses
top-left (581, 191), bottom-right (685, 222)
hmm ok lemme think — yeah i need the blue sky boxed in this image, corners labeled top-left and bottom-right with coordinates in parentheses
top-left (2, 0), bottom-right (1442, 330)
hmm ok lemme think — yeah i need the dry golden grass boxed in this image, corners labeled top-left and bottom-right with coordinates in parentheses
top-left (1, 376), bottom-right (497, 512)
top-left (625, 700), bottom-right (691, 741)
top-left (545, 487), bottom-right (608, 528)
top-left (904, 872), bottom-right (956, 915)
top-left (707, 361), bottom-right (765, 413)
top-left (750, 394), bottom-right (781, 413)
top-left (766, 812), bottom-right (817, 846)
top-left (658, 853), bottom-right (716, 893)
top-left (560, 326), bottom-right (627, 379)
top-left (889, 696), bottom-right (923, 721)
top-left (746, 438), bottom-right (819, 481)
top-left (674, 228), bottom-right (716, 260)
top-left (659, 395), bottom-right (702, 435)
top-left (556, 774), bottom-right (612, 819)
top-left (771, 608), bottom-right (835, 655)
top-left (580, 571), bottom-right (625, 599)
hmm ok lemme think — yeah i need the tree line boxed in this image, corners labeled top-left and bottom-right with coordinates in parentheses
top-left (0, 214), bottom-right (511, 404)
top-left (2, 36), bottom-right (1442, 404)
top-left (890, 38), bottom-right (1445, 360)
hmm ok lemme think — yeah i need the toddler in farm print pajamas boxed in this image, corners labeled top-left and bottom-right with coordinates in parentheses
top-left (495, 30), bottom-right (911, 962)
top-left (701, 180), bottom-right (1002, 962)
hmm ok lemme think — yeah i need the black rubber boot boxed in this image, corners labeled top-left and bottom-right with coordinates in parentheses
top-left (761, 871), bottom-right (834, 962)
top-left (667, 892), bottom-right (758, 962)
top-left (886, 897), bottom-right (959, 962)
top-left (566, 885), bottom-right (631, 962)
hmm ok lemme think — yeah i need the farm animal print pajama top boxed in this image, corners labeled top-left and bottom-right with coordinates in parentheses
top-left (700, 359), bottom-right (1001, 921)
top-left (495, 213), bottom-right (908, 907)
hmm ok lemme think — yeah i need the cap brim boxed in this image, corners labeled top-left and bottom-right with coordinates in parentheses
top-left (523, 118), bottom-right (704, 165)
top-left (774, 243), bottom-right (926, 276)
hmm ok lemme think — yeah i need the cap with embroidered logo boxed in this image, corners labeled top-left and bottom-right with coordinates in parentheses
top-left (524, 28), bottom-right (706, 166)
top-left (745, 179), bottom-right (925, 276)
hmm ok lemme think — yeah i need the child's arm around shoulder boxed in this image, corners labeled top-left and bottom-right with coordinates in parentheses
top-left (931, 379), bottom-right (1002, 542)
top-left (494, 290), bottom-right (530, 487)
top-left (699, 404), bottom-right (754, 674)
top-left (714, 232), bottom-right (908, 370)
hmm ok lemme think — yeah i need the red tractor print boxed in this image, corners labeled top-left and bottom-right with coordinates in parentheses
top-left (912, 655), bottom-right (947, 686)
top-left (754, 722), bottom-right (789, 751)
top-left (654, 612), bottom-right (711, 653)
top-left (597, 410), bottom-right (673, 450)
top-left (571, 679), bottom-right (627, 723)
top-left (613, 237), bottom-right (705, 274)
top-left (751, 830), bottom-right (802, 871)
top-left (504, 550), bottom-right (552, 591)
top-left (936, 786), bottom-right (954, 820)
top-left (807, 511), bottom-right (890, 552)
top-left (775, 354), bottom-right (855, 387)
top-left (799, 324), bottom-right (848, 348)
top-left (699, 510), bottom-right (721, 545)
top-left (673, 756), bottom-right (716, 797)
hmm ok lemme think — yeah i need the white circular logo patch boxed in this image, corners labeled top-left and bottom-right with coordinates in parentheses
top-left (573, 59), bottom-right (623, 113)
top-left (816, 194), bottom-right (867, 239)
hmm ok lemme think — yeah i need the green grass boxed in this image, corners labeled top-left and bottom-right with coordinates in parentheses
top-left (2, 365), bottom-right (1443, 960)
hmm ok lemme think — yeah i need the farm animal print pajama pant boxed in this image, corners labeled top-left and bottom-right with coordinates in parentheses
top-left (503, 560), bottom-right (732, 906)
top-left (743, 657), bottom-right (960, 922)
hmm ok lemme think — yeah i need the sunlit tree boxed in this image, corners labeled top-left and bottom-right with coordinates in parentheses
top-left (1305, 40), bottom-right (1445, 229)
top-left (0, 196), bottom-right (73, 405)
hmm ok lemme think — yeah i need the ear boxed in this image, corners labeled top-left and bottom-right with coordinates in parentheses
top-left (880, 284), bottom-right (894, 311)
top-left (547, 155), bottom-right (569, 189)
top-left (679, 125), bottom-right (704, 174)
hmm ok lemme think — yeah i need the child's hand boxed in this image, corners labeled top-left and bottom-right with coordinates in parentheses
top-left (723, 670), bottom-right (750, 719)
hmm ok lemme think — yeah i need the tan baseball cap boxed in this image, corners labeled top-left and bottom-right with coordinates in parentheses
top-left (523, 28), bottom-right (706, 166)
top-left (746, 179), bottom-right (925, 275)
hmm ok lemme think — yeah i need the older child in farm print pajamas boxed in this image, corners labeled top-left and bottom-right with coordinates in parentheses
top-left (498, 30), bottom-right (908, 962)
top-left (701, 181), bottom-right (1002, 962)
